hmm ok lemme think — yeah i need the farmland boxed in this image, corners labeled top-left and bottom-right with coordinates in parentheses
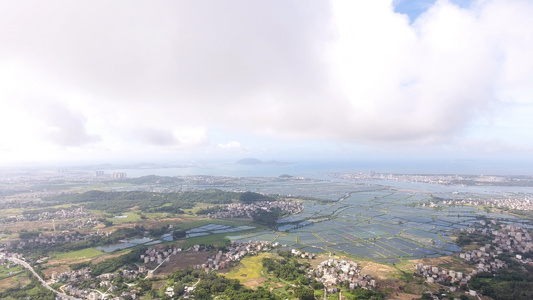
top-left (1, 170), bottom-right (533, 299)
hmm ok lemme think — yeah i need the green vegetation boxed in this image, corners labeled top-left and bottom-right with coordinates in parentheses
top-left (262, 252), bottom-right (308, 281)
top-left (9, 174), bottom-right (530, 300)
top-left (294, 287), bottom-right (314, 300)
top-left (195, 272), bottom-right (279, 300)
top-left (455, 231), bottom-right (493, 247)
top-left (469, 260), bottom-right (533, 300)
top-left (54, 248), bottom-right (103, 260)
top-left (18, 230), bottom-right (40, 240)
top-left (172, 230), bottom-right (186, 239)
top-left (239, 191), bottom-right (276, 203)
top-left (107, 212), bottom-right (141, 224)
top-left (224, 253), bottom-right (271, 281)
top-left (90, 246), bottom-right (146, 276)
top-left (69, 260), bottom-right (93, 271)
top-left (54, 226), bottom-right (147, 253)
top-left (179, 233), bottom-right (231, 249)
top-left (196, 205), bottom-right (225, 215)
top-left (508, 209), bottom-right (533, 220)
top-left (0, 273), bottom-right (55, 300)
top-left (176, 219), bottom-right (259, 230)
top-left (44, 189), bottom-right (240, 214)
top-left (0, 265), bottom-right (23, 280)
top-left (252, 209), bottom-right (284, 228)
top-left (344, 288), bottom-right (385, 300)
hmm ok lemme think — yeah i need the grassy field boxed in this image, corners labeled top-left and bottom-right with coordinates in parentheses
top-left (179, 233), bottom-right (232, 249)
top-left (54, 248), bottom-right (104, 260)
top-left (0, 264), bottom-right (30, 291)
top-left (0, 207), bottom-right (25, 218)
top-left (107, 212), bottom-right (141, 224)
top-left (0, 265), bottom-right (24, 280)
top-left (183, 202), bottom-right (219, 214)
top-left (175, 218), bottom-right (257, 230)
top-left (143, 212), bottom-right (170, 220)
top-left (223, 253), bottom-right (275, 289)
top-left (224, 253), bottom-right (271, 281)
top-left (0, 271), bottom-right (29, 291)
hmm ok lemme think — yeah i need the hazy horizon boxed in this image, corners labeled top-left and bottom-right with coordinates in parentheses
top-left (2, 157), bottom-right (533, 177)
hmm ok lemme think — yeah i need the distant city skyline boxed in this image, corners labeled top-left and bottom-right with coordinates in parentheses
top-left (1, 0), bottom-right (533, 168)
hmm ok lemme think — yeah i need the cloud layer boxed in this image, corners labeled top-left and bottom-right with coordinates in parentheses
top-left (1, 0), bottom-right (533, 162)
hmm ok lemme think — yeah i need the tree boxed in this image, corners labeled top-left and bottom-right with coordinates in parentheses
top-left (294, 287), bottom-right (314, 300)
top-left (173, 230), bottom-right (186, 239)
top-left (239, 191), bottom-right (275, 203)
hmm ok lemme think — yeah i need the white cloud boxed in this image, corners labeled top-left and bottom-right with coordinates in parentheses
top-left (1, 0), bottom-right (533, 163)
top-left (328, 0), bottom-right (533, 144)
top-left (217, 141), bottom-right (244, 151)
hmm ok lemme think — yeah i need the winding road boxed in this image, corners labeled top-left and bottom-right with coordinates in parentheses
top-left (7, 257), bottom-right (81, 300)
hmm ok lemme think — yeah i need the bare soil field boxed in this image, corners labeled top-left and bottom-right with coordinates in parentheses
top-left (242, 277), bottom-right (268, 289)
top-left (42, 265), bottom-right (70, 278)
top-left (44, 250), bottom-right (125, 269)
top-left (152, 251), bottom-right (213, 276)
top-left (358, 260), bottom-right (398, 279)
top-left (0, 273), bottom-right (30, 290)
top-left (0, 218), bottom-right (74, 232)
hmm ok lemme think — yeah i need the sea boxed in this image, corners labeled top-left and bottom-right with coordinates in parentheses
top-left (106, 159), bottom-right (533, 179)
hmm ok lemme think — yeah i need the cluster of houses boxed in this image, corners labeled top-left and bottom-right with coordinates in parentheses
top-left (459, 246), bottom-right (509, 274)
top-left (490, 223), bottom-right (533, 254)
top-left (191, 240), bottom-right (278, 272)
top-left (309, 258), bottom-right (376, 293)
top-left (440, 197), bottom-right (533, 211)
top-left (141, 246), bottom-right (182, 265)
top-left (414, 263), bottom-right (466, 285)
top-left (4, 229), bottom-right (111, 251)
top-left (3, 206), bottom-right (93, 223)
top-left (3, 237), bottom-right (384, 300)
top-left (329, 172), bottom-right (511, 185)
top-left (51, 268), bottom-right (92, 283)
top-left (413, 219), bottom-right (533, 299)
top-left (460, 220), bottom-right (533, 265)
top-left (54, 217), bottom-right (100, 231)
top-left (290, 248), bottom-right (317, 259)
top-left (138, 241), bottom-right (281, 275)
top-left (56, 269), bottom-right (143, 299)
top-left (164, 284), bottom-right (196, 299)
top-left (0, 253), bottom-right (138, 299)
top-left (206, 200), bottom-right (302, 219)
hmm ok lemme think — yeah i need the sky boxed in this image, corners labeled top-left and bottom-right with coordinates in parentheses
top-left (1, 0), bottom-right (533, 168)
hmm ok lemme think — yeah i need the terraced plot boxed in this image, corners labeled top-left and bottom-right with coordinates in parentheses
top-left (207, 178), bottom-right (526, 263)
top-left (273, 186), bottom-right (506, 261)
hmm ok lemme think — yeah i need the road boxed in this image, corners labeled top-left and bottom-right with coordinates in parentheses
top-left (7, 257), bottom-right (81, 300)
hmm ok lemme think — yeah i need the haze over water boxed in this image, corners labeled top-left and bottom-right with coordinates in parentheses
top-left (108, 159), bottom-right (533, 179)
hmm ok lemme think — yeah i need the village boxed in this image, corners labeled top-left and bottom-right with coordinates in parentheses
top-left (1, 228), bottom-right (111, 251)
top-left (328, 172), bottom-right (518, 186)
top-left (1, 206), bottom-right (95, 223)
top-left (2, 215), bottom-right (533, 299)
top-left (1, 237), bottom-right (380, 300)
top-left (414, 219), bottom-right (533, 299)
top-left (439, 197), bottom-right (533, 211)
top-left (309, 258), bottom-right (376, 293)
top-left (206, 200), bottom-right (303, 219)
